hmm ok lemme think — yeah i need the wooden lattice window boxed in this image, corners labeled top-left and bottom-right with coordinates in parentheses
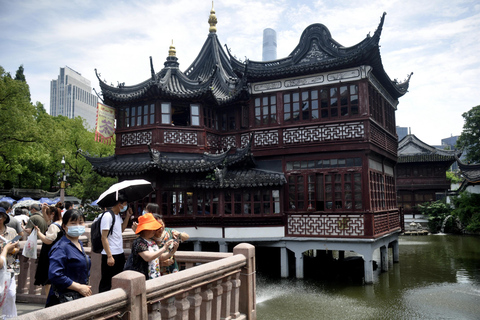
top-left (119, 104), bottom-right (155, 128)
top-left (370, 171), bottom-right (385, 210)
top-left (287, 171), bottom-right (362, 212)
top-left (369, 84), bottom-right (384, 126)
top-left (203, 107), bottom-right (218, 130)
top-left (225, 189), bottom-right (280, 215)
top-left (288, 175), bottom-right (305, 210)
top-left (255, 95), bottom-right (277, 126)
top-left (196, 190), bottom-right (219, 215)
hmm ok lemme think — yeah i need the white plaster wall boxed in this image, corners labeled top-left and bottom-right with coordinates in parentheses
top-left (224, 227), bottom-right (285, 238)
top-left (466, 185), bottom-right (480, 194)
top-left (177, 227), bottom-right (223, 238)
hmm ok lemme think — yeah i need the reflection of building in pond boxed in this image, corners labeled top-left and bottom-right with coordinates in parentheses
top-left (85, 7), bottom-right (411, 283)
top-left (396, 134), bottom-right (460, 229)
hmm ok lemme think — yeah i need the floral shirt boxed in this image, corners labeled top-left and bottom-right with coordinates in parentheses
top-left (146, 239), bottom-right (161, 279)
top-left (128, 237), bottom-right (161, 279)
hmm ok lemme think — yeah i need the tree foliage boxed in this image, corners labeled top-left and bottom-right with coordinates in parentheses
top-left (0, 65), bottom-right (116, 203)
top-left (417, 200), bottom-right (454, 233)
top-left (451, 192), bottom-right (480, 233)
top-left (456, 105), bottom-right (480, 163)
top-left (446, 171), bottom-right (462, 184)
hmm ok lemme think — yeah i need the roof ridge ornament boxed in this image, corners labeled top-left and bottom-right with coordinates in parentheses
top-left (208, 1), bottom-right (217, 33)
top-left (169, 39), bottom-right (176, 57)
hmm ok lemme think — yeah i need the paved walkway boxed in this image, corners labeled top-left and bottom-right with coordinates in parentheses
top-left (16, 302), bottom-right (44, 316)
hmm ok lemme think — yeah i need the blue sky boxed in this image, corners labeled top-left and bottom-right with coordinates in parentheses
top-left (1, 0), bottom-right (479, 145)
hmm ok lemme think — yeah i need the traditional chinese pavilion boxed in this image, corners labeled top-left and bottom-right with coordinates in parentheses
top-left (456, 156), bottom-right (480, 193)
top-left (396, 134), bottom-right (460, 226)
top-left (85, 6), bottom-right (411, 283)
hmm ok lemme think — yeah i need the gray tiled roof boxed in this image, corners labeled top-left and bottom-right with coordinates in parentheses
top-left (398, 134), bottom-right (460, 164)
top-left (228, 13), bottom-right (411, 100)
top-left (97, 33), bottom-right (248, 106)
top-left (193, 169), bottom-right (287, 188)
top-left (457, 156), bottom-right (480, 183)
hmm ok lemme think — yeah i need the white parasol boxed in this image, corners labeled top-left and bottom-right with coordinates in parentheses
top-left (96, 179), bottom-right (154, 208)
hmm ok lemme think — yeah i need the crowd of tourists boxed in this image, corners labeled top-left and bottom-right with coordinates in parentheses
top-left (0, 196), bottom-right (189, 316)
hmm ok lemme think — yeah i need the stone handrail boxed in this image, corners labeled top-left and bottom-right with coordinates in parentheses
top-left (16, 243), bottom-right (256, 320)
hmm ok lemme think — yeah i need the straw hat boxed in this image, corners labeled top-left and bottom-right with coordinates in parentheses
top-left (135, 213), bottom-right (163, 234)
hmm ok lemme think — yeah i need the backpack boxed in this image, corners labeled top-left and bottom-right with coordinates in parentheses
top-left (90, 210), bottom-right (115, 254)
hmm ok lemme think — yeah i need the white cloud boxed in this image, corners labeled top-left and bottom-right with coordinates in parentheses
top-left (1, 0), bottom-right (479, 145)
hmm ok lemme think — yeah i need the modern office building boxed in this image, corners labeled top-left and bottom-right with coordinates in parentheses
top-left (50, 66), bottom-right (98, 129)
top-left (396, 126), bottom-right (409, 141)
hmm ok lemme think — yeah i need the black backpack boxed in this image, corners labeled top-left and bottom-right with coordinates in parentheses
top-left (90, 210), bottom-right (115, 253)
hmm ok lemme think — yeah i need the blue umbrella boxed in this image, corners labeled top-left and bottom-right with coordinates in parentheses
top-left (18, 197), bottom-right (34, 202)
top-left (50, 197), bottom-right (60, 204)
top-left (91, 199), bottom-right (99, 206)
top-left (38, 197), bottom-right (54, 205)
top-left (0, 197), bottom-right (15, 204)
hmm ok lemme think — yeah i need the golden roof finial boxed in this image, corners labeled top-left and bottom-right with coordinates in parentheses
top-left (208, 1), bottom-right (217, 33)
top-left (168, 39), bottom-right (176, 57)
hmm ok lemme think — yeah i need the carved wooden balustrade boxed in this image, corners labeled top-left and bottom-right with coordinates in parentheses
top-left (116, 120), bottom-right (368, 154)
top-left (286, 210), bottom-right (402, 238)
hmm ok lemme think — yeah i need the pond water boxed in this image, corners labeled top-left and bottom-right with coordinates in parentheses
top-left (256, 235), bottom-right (480, 320)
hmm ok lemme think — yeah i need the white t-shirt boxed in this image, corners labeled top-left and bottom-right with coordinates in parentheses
top-left (100, 211), bottom-right (124, 255)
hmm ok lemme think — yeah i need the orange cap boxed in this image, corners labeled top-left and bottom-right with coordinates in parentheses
top-left (135, 213), bottom-right (163, 234)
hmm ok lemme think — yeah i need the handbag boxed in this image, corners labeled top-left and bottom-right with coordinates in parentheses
top-left (22, 229), bottom-right (38, 259)
top-left (55, 289), bottom-right (83, 303)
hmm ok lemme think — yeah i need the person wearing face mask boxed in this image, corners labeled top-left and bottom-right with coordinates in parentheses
top-left (98, 193), bottom-right (132, 293)
top-left (46, 209), bottom-right (91, 307)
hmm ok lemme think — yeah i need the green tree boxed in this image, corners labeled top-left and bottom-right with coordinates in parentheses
top-left (14, 65), bottom-right (26, 82)
top-left (417, 200), bottom-right (454, 233)
top-left (0, 66), bottom-right (39, 186)
top-left (51, 115), bottom-right (116, 203)
top-left (446, 171), bottom-right (462, 184)
top-left (456, 105), bottom-right (480, 163)
top-left (452, 192), bottom-right (480, 233)
top-left (0, 65), bottom-right (116, 203)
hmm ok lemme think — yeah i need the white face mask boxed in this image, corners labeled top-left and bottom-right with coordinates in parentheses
top-left (120, 204), bottom-right (128, 212)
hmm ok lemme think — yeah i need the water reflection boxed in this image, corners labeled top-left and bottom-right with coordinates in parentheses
top-left (257, 235), bottom-right (480, 320)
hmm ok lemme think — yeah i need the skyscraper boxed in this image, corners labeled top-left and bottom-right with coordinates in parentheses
top-left (50, 66), bottom-right (98, 129)
top-left (262, 28), bottom-right (277, 61)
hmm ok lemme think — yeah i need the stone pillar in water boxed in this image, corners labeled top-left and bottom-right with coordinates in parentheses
top-left (219, 241), bottom-right (228, 252)
top-left (392, 240), bottom-right (399, 263)
top-left (295, 252), bottom-right (304, 279)
top-left (280, 247), bottom-right (289, 278)
top-left (380, 246), bottom-right (389, 272)
top-left (194, 240), bottom-right (202, 251)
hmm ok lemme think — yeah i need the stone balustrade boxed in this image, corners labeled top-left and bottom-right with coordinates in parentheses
top-left (15, 234), bottom-right (256, 320)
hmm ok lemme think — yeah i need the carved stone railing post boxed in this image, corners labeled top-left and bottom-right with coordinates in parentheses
top-left (211, 279), bottom-right (224, 320)
top-left (89, 251), bottom-right (102, 295)
top-left (188, 287), bottom-right (202, 319)
top-left (221, 276), bottom-right (233, 320)
top-left (160, 297), bottom-right (177, 320)
top-left (229, 274), bottom-right (241, 319)
top-left (200, 284), bottom-right (213, 319)
top-left (175, 292), bottom-right (190, 320)
top-left (17, 254), bottom-right (30, 294)
top-left (234, 243), bottom-right (256, 320)
top-left (148, 301), bottom-right (162, 320)
top-left (111, 270), bottom-right (148, 320)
